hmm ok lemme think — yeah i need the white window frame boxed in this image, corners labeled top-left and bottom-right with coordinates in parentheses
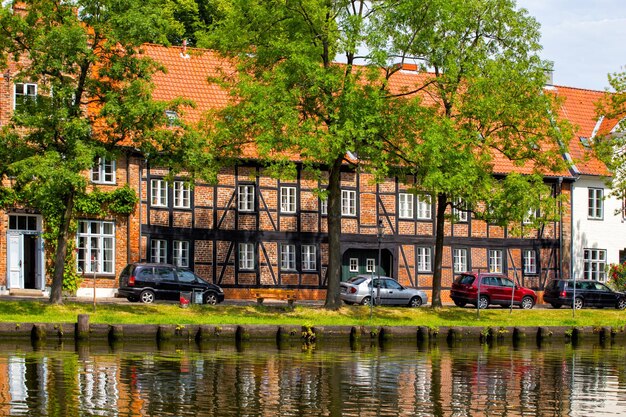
top-left (165, 110), bottom-right (179, 127)
top-left (588, 188), bottom-right (604, 220)
top-left (239, 243), bottom-right (255, 270)
top-left (301, 245), bottom-right (317, 271)
top-left (320, 198), bottom-right (328, 215)
top-left (417, 247), bottom-right (432, 272)
top-left (173, 240), bottom-right (190, 268)
top-left (453, 248), bottom-right (468, 273)
top-left (341, 190), bottom-right (356, 216)
top-left (280, 244), bottom-right (296, 271)
top-left (238, 184), bottom-right (255, 212)
top-left (280, 186), bottom-right (297, 213)
top-left (399, 193), bottom-right (414, 219)
top-left (14, 82), bottom-right (37, 109)
top-left (91, 157), bottom-right (116, 184)
top-left (523, 249), bottom-right (537, 274)
top-left (76, 220), bottom-right (115, 274)
top-left (583, 248), bottom-right (606, 281)
top-left (416, 194), bottom-right (432, 220)
top-left (366, 258), bottom-right (375, 273)
top-left (150, 239), bottom-right (167, 264)
top-left (150, 179), bottom-right (168, 207)
top-left (173, 181), bottom-right (191, 209)
top-left (523, 208), bottom-right (539, 225)
top-left (488, 249), bottom-right (503, 273)
top-left (453, 198), bottom-right (468, 222)
top-left (349, 258), bottom-right (359, 272)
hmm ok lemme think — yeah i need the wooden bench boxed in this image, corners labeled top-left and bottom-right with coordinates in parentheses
top-left (250, 288), bottom-right (297, 306)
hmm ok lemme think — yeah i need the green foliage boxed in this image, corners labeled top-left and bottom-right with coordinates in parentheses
top-left (607, 263), bottom-right (626, 291)
top-left (75, 186), bottom-right (138, 217)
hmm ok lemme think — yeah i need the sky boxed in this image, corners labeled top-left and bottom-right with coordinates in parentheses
top-left (516, 0), bottom-right (626, 91)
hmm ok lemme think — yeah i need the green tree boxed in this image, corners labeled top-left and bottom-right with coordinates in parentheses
top-left (205, 0), bottom-right (568, 308)
top-left (378, 0), bottom-right (569, 307)
top-left (0, 0), bottom-right (185, 303)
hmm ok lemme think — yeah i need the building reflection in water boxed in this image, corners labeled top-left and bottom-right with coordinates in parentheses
top-left (0, 340), bottom-right (624, 416)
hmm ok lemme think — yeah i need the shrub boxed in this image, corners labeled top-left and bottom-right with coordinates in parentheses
top-left (608, 263), bottom-right (626, 291)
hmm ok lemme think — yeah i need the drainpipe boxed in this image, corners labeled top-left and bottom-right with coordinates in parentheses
top-left (126, 153), bottom-right (131, 264)
top-left (558, 176), bottom-right (563, 280)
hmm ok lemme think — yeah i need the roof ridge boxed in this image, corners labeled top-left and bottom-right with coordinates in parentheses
top-left (142, 42), bottom-right (217, 54)
top-left (551, 84), bottom-right (608, 94)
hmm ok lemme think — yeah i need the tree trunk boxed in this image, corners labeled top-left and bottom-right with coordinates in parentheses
top-left (49, 193), bottom-right (75, 304)
top-left (324, 157), bottom-right (343, 309)
top-left (431, 193), bottom-right (447, 308)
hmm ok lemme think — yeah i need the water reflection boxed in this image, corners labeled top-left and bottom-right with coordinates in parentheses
top-left (0, 340), bottom-right (624, 416)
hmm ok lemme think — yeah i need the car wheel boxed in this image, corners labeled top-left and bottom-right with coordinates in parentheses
top-left (453, 300), bottom-right (466, 307)
top-left (521, 296), bottom-right (535, 310)
top-left (360, 296), bottom-right (372, 306)
top-left (478, 295), bottom-right (489, 310)
top-left (409, 297), bottom-right (422, 308)
top-left (204, 292), bottom-right (218, 305)
top-left (550, 303), bottom-right (561, 309)
top-left (140, 290), bottom-right (155, 304)
top-left (127, 296), bottom-right (139, 303)
top-left (573, 297), bottom-right (584, 310)
top-left (617, 298), bottom-right (626, 310)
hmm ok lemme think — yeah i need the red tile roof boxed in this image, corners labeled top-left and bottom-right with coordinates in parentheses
top-left (144, 44), bottom-right (615, 177)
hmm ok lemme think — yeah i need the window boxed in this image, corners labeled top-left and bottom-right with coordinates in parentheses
top-left (91, 158), bottom-right (116, 184)
top-left (302, 245), bottom-right (317, 271)
top-left (588, 188), bottom-right (603, 219)
top-left (399, 193), bottom-right (414, 219)
top-left (165, 110), bottom-right (179, 127)
top-left (366, 258), bottom-right (375, 273)
top-left (239, 243), bottom-right (254, 270)
top-left (173, 240), bottom-right (190, 267)
top-left (76, 220), bottom-right (115, 274)
top-left (349, 258), bottom-right (358, 272)
top-left (9, 215), bottom-right (38, 231)
top-left (523, 208), bottom-right (539, 225)
top-left (238, 184), bottom-right (255, 212)
top-left (453, 248), bottom-right (468, 273)
top-left (173, 181), bottom-right (191, 208)
top-left (280, 244), bottom-right (296, 270)
top-left (341, 190), bottom-right (356, 216)
top-left (320, 198), bottom-right (328, 215)
top-left (14, 83), bottom-right (37, 109)
top-left (416, 194), bottom-right (432, 220)
top-left (280, 186), bottom-right (297, 213)
top-left (488, 249), bottom-right (503, 273)
top-left (417, 247), bottom-right (432, 272)
top-left (151, 179), bottom-right (168, 207)
top-left (453, 198), bottom-right (468, 222)
top-left (150, 239), bottom-right (167, 263)
top-left (523, 250), bottom-right (537, 274)
top-left (584, 249), bottom-right (606, 281)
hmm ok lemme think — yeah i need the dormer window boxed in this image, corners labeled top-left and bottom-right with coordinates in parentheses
top-left (14, 83), bottom-right (37, 109)
top-left (91, 157), bottom-right (116, 184)
top-left (579, 137), bottom-right (591, 149)
top-left (165, 110), bottom-right (179, 127)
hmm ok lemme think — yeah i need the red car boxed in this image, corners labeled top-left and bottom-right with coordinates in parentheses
top-left (450, 272), bottom-right (537, 309)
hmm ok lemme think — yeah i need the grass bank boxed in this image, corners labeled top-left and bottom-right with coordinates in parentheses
top-left (1, 301), bottom-right (625, 328)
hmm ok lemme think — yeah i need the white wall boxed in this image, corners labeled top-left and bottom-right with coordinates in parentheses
top-left (571, 175), bottom-right (626, 280)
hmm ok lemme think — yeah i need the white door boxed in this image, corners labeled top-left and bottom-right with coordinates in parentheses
top-left (8, 233), bottom-right (23, 289)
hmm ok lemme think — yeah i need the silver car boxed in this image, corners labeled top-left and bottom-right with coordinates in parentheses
top-left (340, 275), bottom-right (428, 307)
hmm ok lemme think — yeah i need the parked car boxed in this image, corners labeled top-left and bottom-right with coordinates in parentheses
top-left (543, 279), bottom-right (626, 310)
top-left (340, 275), bottom-right (428, 307)
top-left (450, 272), bottom-right (537, 309)
top-left (117, 263), bottom-right (224, 304)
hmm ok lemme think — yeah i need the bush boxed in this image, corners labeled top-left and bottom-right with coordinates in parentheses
top-left (608, 263), bottom-right (626, 291)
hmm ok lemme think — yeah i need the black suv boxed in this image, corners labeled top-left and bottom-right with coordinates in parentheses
top-left (117, 263), bottom-right (225, 304)
top-left (543, 279), bottom-right (626, 310)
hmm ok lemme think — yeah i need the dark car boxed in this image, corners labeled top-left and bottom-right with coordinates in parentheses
top-left (117, 263), bottom-right (224, 304)
top-left (543, 279), bottom-right (626, 310)
top-left (450, 272), bottom-right (537, 309)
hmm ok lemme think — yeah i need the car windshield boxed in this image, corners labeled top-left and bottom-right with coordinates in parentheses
top-left (178, 270), bottom-right (198, 283)
top-left (347, 277), bottom-right (367, 285)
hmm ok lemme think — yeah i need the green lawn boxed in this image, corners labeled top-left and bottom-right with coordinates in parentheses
top-left (1, 301), bottom-right (625, 328)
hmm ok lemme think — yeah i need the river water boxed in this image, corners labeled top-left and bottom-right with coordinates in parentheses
top-left (0, 338), bottom-right (624, 416)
